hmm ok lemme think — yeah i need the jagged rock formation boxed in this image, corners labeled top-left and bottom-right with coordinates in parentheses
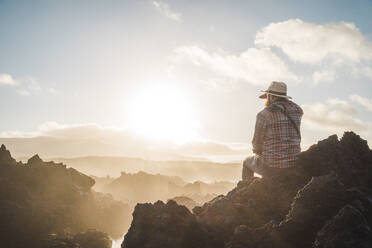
top-left (168, 196), bottom-right (199, 210)
top-left (100, 170), bottom-right (235, 208)
top-left (122, 200), bottom-right (213, 248)
top-left (122, 132), bottom-right (372, 248)
top-left (0, 145), bottom-right (131, 248)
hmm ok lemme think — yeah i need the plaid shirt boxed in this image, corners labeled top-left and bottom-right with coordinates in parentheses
top-left (252, 100), bottom-right (303, 168)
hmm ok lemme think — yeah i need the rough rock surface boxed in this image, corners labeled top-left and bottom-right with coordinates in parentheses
top-left (168, 196), bottom-right (199, 211)
top-left (0, 145), bottom-right (130, 248)
top-left (122, 132), bottom-right (372, 248)
top-left (314, 204), bottom-right (372, 248)
top-left (122, 200), bottom-right (213, 248)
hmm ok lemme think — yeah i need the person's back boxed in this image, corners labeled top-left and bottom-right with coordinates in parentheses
top-left (253, 98), bottom-right (303, 168)
top-left (243, 81), bottom-right (303, 180)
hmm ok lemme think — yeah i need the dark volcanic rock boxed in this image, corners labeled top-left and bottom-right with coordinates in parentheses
top-left (122, 200), bottom-right (213, 248)
top-left (192, 170), bottom-right (309, 246)
top-left (298, 132), bottom-right (372, 188)
top-left (27, 154), bottom-right (44, 166)
top-left (0, 145), bottom-right (130, 248)
top-left (270, 173), bottom-right (349, 248)
top-left (0, 143), bottom-right (16, 164)
top-left (314, 204), bottom-right (372, 248)
top-left (169, 195), bottom-right (199, 211)
top-left (122, 132), bottom-right (372, 248)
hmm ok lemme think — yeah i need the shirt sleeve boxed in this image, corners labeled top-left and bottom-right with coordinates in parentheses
top-left (252, 112), bottom-right (267, 155)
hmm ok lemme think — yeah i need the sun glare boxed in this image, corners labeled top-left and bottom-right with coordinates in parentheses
top-left (128, 83), bottom-right (199, 144)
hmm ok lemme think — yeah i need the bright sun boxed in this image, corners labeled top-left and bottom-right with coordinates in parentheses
top-left (128, 83), bottom-right (199, 144)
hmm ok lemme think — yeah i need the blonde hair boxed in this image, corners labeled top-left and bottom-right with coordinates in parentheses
top-left (265, 94), bottom-right (287, 107)
top-left (265, 98), bottom-right (270, 107)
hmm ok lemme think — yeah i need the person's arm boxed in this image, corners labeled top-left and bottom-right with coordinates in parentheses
top-left (252, 112), bottom-right (267, 155)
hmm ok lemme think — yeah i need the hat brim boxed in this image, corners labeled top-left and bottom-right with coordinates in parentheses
top-left (259, 91), bottom-right (292, 99)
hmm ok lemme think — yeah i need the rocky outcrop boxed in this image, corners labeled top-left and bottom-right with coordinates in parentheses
top-left (168, 196), bottom-right (199, 210)
top-left (314, 204), bottom-right (372, 248)
top-left (122, 132), bottom-right (372, 248)
top-left (122, 200), bottom-right (213, 248)
top-left (0, 145), bottom-right (130, 248)
top-left (0, 143), bottom-right (16, 164)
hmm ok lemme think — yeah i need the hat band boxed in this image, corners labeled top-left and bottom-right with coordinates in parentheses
top-left (266, 90), bottom-right (286, 96)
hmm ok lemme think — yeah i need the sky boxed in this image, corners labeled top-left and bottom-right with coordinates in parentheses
top-left (0, 0), bottom-right (372, 161)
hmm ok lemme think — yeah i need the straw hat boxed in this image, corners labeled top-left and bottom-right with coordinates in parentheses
top-left (259, 81), bottom-right (292, 99)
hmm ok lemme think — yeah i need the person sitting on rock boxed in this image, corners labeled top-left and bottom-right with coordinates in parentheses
top-left (242, 81), bottom-right (303, 180)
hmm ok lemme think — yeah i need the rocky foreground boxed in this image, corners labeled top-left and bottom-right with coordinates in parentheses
top-left (122, 132), bottom-right (372, 248)
top-left (0, 145), bottom-right (131, 248)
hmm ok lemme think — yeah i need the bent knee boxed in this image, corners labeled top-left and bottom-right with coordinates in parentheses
top-left (243, 156), bottom-right (256, 170)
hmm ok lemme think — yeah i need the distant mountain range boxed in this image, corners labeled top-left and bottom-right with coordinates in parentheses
top-left (47, 155), bottom-right (241, 182)
top-left (93, 171), bottom-right (236, 207)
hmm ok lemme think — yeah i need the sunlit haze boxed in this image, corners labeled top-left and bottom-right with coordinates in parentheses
top-left (127, 83), bottom-right (199, 144)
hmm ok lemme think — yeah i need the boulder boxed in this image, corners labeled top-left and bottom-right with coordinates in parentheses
top-left (122, 200), bottom-right (213, 248)
top-left (27, 154), bottom-right (44, 166)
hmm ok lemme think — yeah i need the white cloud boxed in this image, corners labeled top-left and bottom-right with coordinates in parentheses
top-left (350, 94), bottom-right (372, 112)
top-left (16, 89), bottom-right (31, 96)
top-left (0, 74), bottom-right (42, 95)
top-left (361, 66), bottom-right (372, 79)
top-left (171, 19), bottom-right (372, 88)
top-left (174, 45), bottom-right (299, 86)
top-left (0, 73), bottom-right (17, 86)
top-left (302, 98), bottom-right (366, 133)
top-left (38, 122), bottom-right (126, 141)
top-left (48, 87), bottom-right (58, 94)
top-left (152, 1), bottom-right (182, 22)
top-left (15, 77), bottom-right (41, 96)
top-left (312, 70), bottom-right (335, 84)
top-left (352, 65), bottom-right (372, 80)
top-left (255, 19), bottom-right (372, 64)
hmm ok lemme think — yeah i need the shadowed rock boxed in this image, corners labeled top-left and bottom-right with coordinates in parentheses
top-left (269, 172), bottom-right (349, 248)
top-left (0, 144), bottom-right (16, 164)
top-left (0, 145), bottom-right (130, 248)
top-left (27, 154), bottom-right (43, 166)
top-left (314, 204), bottom-right (372, 248)
top-left (122, 200), bottom-right (214, 248)
top-left (122, 132), bottom-right (372, 248)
